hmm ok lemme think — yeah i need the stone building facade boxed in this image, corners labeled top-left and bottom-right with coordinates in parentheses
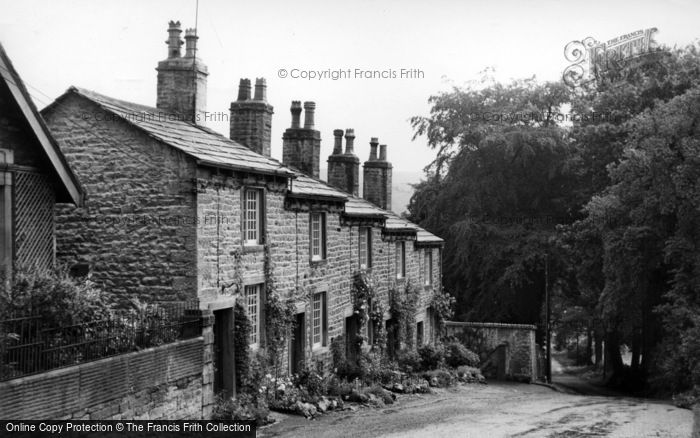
top-left (42, 21), bottom-right (444, 393)
top-left (0, 43), bottom-right (82, 285)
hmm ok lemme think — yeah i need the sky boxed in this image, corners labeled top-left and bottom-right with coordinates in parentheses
top-left (1, 0), bottom-right (699, 174)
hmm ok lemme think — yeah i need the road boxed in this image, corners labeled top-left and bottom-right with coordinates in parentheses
top-left (259, 381), bottom-right (693, 437)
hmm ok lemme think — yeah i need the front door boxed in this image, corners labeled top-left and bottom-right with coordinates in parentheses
top-left (290, 312), bottom-right (305, 375)
top-left (213, 308), bottom-right (235, 396)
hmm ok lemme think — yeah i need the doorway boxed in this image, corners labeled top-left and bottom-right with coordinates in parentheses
top-left (290, 312), bottom-right (305, 375)
top-left (213, 308), bottom-right (235, 396)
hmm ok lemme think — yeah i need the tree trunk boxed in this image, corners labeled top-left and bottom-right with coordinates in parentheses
top-left (606, 331), bottom-right (624, 379)
top-left (594, 331), bottom-right (603, 368)
top-left (586, 328), bottom-right (593, 365)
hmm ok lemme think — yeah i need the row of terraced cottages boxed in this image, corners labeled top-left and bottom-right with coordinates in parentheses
top-left (6, 21), bottom-right (444, 402)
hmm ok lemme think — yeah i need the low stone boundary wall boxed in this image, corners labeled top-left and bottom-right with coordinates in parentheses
top-left (0, 337), bottom-right (204, 420)
top-left (445, 321), bottom-right (538, 382)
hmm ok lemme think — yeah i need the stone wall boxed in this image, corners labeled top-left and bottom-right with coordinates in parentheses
top-left (43, 94), bottom-right (199, 306)
top-left (195, 170), bottom-right (440, 373)
top-left (445, 321), bottom-right (537, 382)
top-left (0, 338), bottom-right (205, 420)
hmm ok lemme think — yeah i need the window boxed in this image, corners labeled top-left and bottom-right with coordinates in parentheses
top-left (424, 250), bottom-right (433, 286)
top-left (359, 227), bottom-right (372, 269)
top-left (245, 284), bottom-right (262, 348)
top-left (395, 241), bottom-right (406, 279)
top-left (243, 189), bottom-right (263, 245)
top-left (312, 292), bottom-right (328, 348)
top-left (310, 212), bottom-right (326, 261)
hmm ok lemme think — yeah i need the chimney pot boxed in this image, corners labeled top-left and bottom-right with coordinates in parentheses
top-left (184, 28), bottom-right (198, 58)
top-left (290, 101), bottom-right (302, 128)
top-left (369, 137), bottom-right (379, 160)
top-left (237, 78), bottom-right (251, 101)
top-left (345, 129), bottom-right (356, 155)
top-left (166, 21), bottom-right (183, 58)
top-left (332, 129), bottom-right (344, 155)
top-left (253, 78), bottom-right (267, 101)
top-left (303, 101), bottom-right (316, 129)
top-left (379, 144), bottom-right (388, 161)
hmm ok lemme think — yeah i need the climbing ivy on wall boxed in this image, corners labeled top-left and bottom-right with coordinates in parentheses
top-left (429, 286), bottom-right (456, 335)
top-left (263, 242), bottom-right (296, 378)
top-left (351, 271), bottom-right (387, 356)
top-left (389, 281), bottom-right (421, 351)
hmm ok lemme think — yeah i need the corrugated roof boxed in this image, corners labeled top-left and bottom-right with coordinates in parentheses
top-left (63, 87), bottom-right (295, 178)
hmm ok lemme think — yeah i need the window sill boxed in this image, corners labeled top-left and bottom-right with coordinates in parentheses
top-left (242, 244), bottom-right (264, 254)
top-left (310, 259), bottom-right (327, 267)
top-left (395, 277), bottom-right (406, 283)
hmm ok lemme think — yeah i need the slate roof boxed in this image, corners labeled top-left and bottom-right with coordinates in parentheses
top-left (0, 43), bottom-right (82, 204)
top-left (288, 172), bottom-right (347, 201)
top-left (45, 86), bottom-right (442, 243)
top-left (51, 87), bottom-right (296, 178)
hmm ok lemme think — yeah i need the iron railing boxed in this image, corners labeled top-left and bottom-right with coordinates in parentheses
top-left (0, 301), bottom-right (202, 381)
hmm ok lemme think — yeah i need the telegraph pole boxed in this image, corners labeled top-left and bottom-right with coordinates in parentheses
top-left (545, 253), bottom-right (552, 383)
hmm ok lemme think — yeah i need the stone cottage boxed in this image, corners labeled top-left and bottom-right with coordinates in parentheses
top-left (41, 21), bottom-right (444, 396)
top-left (0, 42), bottom-right (82, 285)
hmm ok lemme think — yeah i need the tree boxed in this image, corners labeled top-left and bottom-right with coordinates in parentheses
top-left (408, 77), bottom-right (576, 325)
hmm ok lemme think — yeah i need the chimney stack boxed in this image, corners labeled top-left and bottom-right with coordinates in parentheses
top-left (332, 129), bottom-right (344, 155)
top-left (282, 101), bottom-right (321, 178)
top-left (156, 20), bottom-right (208, 124)
top-left (327, 129), bottom-right (360, 196)
top-left (166, 21), bottom-right (183, 58)
top-left (290, 101), bottom-right (302, 129)
top-left (363, 141), bottom-right (393, 211)
top-left (229, 77), bottom-right (273, 156)
top-left (369, 137), bottom-right (379, 161)
top-left (184, 28), bottom-right (198, 57)
top-left (303, 101), bottom-right (316, 129)
top-left (254, 77), bottom-right (267, 101)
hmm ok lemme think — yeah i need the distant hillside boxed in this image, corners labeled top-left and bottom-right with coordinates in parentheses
top-left (391, 170), bottom-right (423, 215)
top-left (320, 168), bottom-right (423, 215)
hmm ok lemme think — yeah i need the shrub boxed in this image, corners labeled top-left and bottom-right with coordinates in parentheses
top-left (444, 341), bottom-right (480, 368)
top-left (397, 349), bottom-right (422, 372)
top-left (423, 369), bottom-right (456, 387)
top-left (294, 366), bottom-right (324, 398)
top-left (418, 343), bottom-right (446, 371)
top-left (455, 365), bottom-right (485, 383)
top-left (212, 393), bottom-right (271, 426)
top-left (365, 384), bottom-right (395, 405)
top-left (1, 265), bottom-right (113, 325)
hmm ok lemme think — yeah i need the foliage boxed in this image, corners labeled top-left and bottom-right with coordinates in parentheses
top-left (409, 43), bottom-right (700, 395)
top-left (264, 290), bottom-right (296, 374)
top-left (263, 243), bottom-right (296, 377)
top-left (429, 287), bottom-right (456, 332)
top-left (389, 282), bottom-right (420, 350)
top-left (444, 341), bottom-right (479, 368)
top-left (232, 302), bottom-right (251, 392)
top-left (351, 271), bottom-right (387, 354)
top-left (408, 75), bottom-right (575, 325)
top-left (212, 393), bottom-right (270, 426)
top-left (396, 349), bottom-right (422, 373)
top-left (0, 265), bottom-right (114, 326)
top-left (423, 369), bottom-right (456, 387)
top-left (418, 343), bottom-right (446, 371)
